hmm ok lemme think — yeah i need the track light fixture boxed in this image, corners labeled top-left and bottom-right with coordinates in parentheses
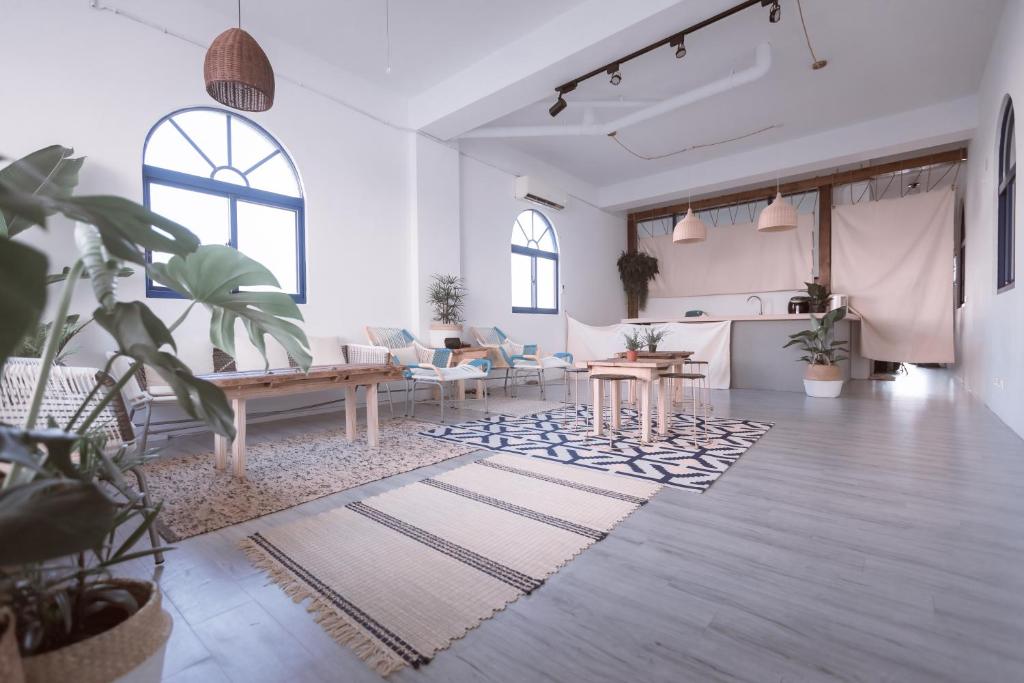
top-left (671, 35), bottom-right (687, 59)
top-left (548, 84), bottom-right (575, 117)
top-left (549, 1), bottom-right (783, 111)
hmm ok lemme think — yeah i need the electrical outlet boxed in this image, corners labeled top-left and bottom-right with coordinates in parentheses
top-left (993, 377), bottom-right (1005, 390)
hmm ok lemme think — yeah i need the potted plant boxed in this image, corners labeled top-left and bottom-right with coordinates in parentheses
top-left (616, 252), bottom-right (659, 312)
top-left (426, 273), bottom-right (467, 348)
top-left (623, 330), bottom-right (643, 362)
top-left (804, 281), bottom-right (830, 313)
top-left (783, 306), bottom-right (849, 397)
top-left (0, 145), bottom-right (311, 682)
top-left (641, 327), bottom-right (667, 352)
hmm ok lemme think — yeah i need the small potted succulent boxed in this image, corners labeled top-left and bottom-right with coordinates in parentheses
top-left (623, 329), bottom-right (643, 362)
top-left (427, 273), bottom-right (467, 348)
top-left (783, 306), bottom-right (849, 397)
top-left (642, 328), bottom-right (667, 352)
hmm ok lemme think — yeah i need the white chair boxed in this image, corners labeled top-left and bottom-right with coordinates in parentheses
top-left (408, 359), bottom-right (491, 423)
top-left (0, 357), bottom-right (165, 564)
top-left (469, 326), bottom-right (573, 397)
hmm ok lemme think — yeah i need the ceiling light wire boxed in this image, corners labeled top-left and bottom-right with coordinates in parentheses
top-left (796, 0), bottom-right (827, 69)
top-left (385, 0), bottom-right (392, 74)
top-left (608, 124), bottom-right (781, 161)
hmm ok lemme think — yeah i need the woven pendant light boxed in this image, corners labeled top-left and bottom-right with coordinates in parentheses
top-left (757, 191), bottom-right (798, 232)
top-left (204, 3), bottom-right (275, 113)
top-left (673, 207), bottom-right (707, 243)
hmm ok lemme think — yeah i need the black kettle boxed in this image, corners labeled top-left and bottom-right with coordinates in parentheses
top-left (788, 296), bottom-right (810, 314)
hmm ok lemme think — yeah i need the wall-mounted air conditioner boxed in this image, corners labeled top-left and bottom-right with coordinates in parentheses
top-left (514, 176), bottom-right (567, 211)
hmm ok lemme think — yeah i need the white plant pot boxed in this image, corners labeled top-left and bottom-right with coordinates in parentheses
top-left (803, 378), bottom-right (844, 398)
top-left (428, 323), bottom-right (462, 348)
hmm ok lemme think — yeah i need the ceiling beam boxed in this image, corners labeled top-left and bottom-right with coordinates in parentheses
top-left (628, 148), bottom-right (967, 222)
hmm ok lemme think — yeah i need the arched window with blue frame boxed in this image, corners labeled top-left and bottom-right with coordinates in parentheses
top-left (511, 209), bottom-right (559, 314)
top-left (142, 107), bottom-right (306, 302)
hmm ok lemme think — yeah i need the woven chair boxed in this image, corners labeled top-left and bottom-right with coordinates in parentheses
top-left (469, 326), bottom-right (573, 398)
top-left (0, 358), bottom-right (164, 564)
top-left (365, 327), bottom-right (454, 414)
top-left (408, 358), bottom-right (491, 423)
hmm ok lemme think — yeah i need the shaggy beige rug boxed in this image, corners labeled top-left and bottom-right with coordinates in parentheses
top-left (241, 452), bottom-right (660, 675)
top-left (143, 419), bottom-right (478, 541)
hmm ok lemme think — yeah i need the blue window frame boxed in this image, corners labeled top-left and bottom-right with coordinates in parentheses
top-left (511, 209), bottom-right (559, 314)
top-left (998, 97), bottom-right (1015, 292)
top-left (142, 107), bottom-right (306, 303)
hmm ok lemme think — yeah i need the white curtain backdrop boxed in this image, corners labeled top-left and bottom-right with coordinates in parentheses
top-left (640, 212), bottom-right (814, 297)
top-left (833, 188), bottom-right (955, 363)
top-left (566, 316), bottom-right (732, 388)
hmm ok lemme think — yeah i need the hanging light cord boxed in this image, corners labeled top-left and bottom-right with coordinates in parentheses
top-left (796, 0), bottom-right (827, 69)
top-left (237, 0), bottom-right (241, 28)
top-left (385, 0), bottom-right (392, 74)
top-left (608, 124), bottom-right (780, 161)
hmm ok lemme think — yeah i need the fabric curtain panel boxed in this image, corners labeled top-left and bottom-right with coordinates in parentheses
top-left (833, 189), bottom-right (955, 363)
top-left (639, 213), bottom-right (814, 298)
top-left (566, 316), bottom-right (732, 388)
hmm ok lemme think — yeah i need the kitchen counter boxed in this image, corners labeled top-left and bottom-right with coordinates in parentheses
top-left (622, 312), bottom-right (860, 324)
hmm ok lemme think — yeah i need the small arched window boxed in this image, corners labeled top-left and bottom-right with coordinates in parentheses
top-left (511, 209), bottom-right (559, 314)
top-left (142, 107), bottom-right (306, 302)
top-left (998, 96), bottom-right (1015, 291)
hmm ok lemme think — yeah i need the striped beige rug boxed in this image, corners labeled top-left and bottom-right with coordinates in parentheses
top-left (241, 452), bottom-right (660, 675)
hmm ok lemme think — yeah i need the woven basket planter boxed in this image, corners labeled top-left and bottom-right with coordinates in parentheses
top-left (21, 580), bottom-right (172, 683)
top-left (204, 27), bottom-right (275, 112)
top-left (0, 608), bottom-right (23, 683)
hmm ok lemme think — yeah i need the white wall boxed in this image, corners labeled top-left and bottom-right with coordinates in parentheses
top-left (957, 0), bottom-right (1024, 438)
top-left (2, 0), bottom-right (627, 394)
top-left (3, 0), bottom-right (413, 374)
top-left (460, 155), bottom-right (626, 356)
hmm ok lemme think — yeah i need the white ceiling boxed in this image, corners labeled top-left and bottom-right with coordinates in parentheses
top-left (145, 0), bottom-right (589, 96)
top-left (465, 0), bottom-right (1004, 186)
top-left (109, 0), bottom-right (1005, 207)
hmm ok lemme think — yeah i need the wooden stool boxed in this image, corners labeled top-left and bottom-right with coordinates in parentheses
top-left (564, 367), bottom-right (589, 431)
top-left (684, 359), bottom-right (712, 412)
top-left (660, 371), bottom-right (708, 446)
top-left (590, 373), bottom-right (637, 448)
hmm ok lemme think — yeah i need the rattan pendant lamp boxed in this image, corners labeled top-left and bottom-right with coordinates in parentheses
top-left (673, 190), bottom-right (707, 244)
top-left (204, 0), bottom-right (275, 112)
top-left (757, 177), bottom-right (798, 232)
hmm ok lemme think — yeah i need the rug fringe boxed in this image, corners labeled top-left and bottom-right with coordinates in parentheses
top-left (239, 538), bottom-right (407, 676)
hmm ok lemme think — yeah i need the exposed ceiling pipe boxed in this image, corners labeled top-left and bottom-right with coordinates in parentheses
top-left (461, 42), bottom-right (772, 139)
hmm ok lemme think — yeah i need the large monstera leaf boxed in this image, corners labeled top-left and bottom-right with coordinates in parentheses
top-left (0, 145), bottom-right (83, 237)
top-left (149, 245), bottom-right (312, 371)
top-left (93, 301), bottom-right (235, 439)
top-left (0, 239), bottom-right (48, 367)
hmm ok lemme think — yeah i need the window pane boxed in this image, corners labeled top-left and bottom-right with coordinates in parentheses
top-left (231, 115), bottom-right (276, 173)
top-left (144, 121), bottom-right (212, 177)
top-left (511, 216), bottom-right (530, 247)
top-left (511, 253), bottom-right (533, 308)
top-left (147, 183), bottom-right (230, 263)
top-left (236, 201), bottom-right (299, 294)
top-left (246, 153), bottom-right (300, 197)
top-left (536, 257), bottom-right (556, 310)
top-left (536, 226), bottom-right (556, 252)
top-left (173, 110), bottom-right (228, 168)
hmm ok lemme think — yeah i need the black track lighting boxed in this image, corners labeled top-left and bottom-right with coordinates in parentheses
top-left (768, 0), bottom-right (781, 23)
top-left (608, 66), bottom-right (622, 86)
top-left (672, 35), bottom-right (687, 59)
top-left (548, 94), bottom-right (567, 117)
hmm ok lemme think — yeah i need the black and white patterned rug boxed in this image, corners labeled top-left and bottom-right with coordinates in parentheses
top-left (420, 407), bottom-right (773, 492)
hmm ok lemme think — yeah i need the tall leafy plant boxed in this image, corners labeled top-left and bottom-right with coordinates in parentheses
top-left (0, 145), bottom-right (312, 656)
top-left (616, 252), bottom-right (659, 311)
top-left (427, 273), bottom-right (466, 325)
top-left (783, 306), bottom-right (849, 365)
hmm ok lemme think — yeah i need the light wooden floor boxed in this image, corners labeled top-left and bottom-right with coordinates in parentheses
top-left (123, 369), bottom-right (1024, 683)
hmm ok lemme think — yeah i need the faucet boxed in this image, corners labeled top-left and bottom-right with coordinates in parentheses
top-left (747, 295), bottom-right (764, 315)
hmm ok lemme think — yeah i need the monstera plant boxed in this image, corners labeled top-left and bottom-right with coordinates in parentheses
top-left (0, 145), bottom-right (311, 681)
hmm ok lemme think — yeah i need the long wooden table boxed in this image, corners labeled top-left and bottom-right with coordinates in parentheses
top-left (588, 352), bottom-right (692, 444)
top-left (202, 364), bottom-right (403, 478)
